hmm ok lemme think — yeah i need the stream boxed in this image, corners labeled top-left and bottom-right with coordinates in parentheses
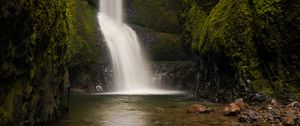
top-left (48, 94), bottom-right (240, 126)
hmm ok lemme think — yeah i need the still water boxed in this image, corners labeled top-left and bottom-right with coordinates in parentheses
top-left (49, 94), bottom-right (238, 126)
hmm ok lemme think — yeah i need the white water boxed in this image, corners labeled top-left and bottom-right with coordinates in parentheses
top-left (98, 0), bottom-right (154, 92)
top-left (100, 90), bottom-right (186, 95)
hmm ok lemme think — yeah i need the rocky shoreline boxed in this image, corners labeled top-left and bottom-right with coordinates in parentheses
top-left (187, 95), bottom-right (300, 126)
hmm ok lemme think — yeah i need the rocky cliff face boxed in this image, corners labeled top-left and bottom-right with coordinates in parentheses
top-left (152, 62), bottom-right (197, 90)
top-left (68, 0), bottom-right (109, 93)
top-left (124, 0), bottom-right (191, 61)
top-left (122, 0), bottom-right (196, 90)
top-left (0, 0), bottom-right (70, 125)
top-left (181, 0), bottom-right (300, 102)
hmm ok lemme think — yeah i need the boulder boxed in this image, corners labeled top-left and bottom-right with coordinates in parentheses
top-left (223, 103), bottom-right (241, 116)
top-left (234, 98), bottom-right (246, 110)
top-left (282, 115), bottom-right (295, 125)
top-left (244, 93), bottom-right (268, 106)
top-left (187, 104), bottom-right (213, 114)
top-left (223, 98), bottom-right (247, 116)
top-left (238, 110), bottom-right (258, 123)
top-left (287, 101), bottom-right (300, 109)
top-left (280, 101), bottom-right (300, 125)
top-left (271, 99), bottom-right (279, 106)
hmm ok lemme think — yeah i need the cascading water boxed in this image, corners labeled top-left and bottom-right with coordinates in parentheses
top-left (98, 0), bottom-right (155, 92)
top-left (98, 0), bottom-right (185, 94)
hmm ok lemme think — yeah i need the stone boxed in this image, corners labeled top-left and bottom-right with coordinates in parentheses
top-left (287, 101), bottom-right (300, 109)
top-left (281, 102), bottom-right (300, 126)
top-left (295, 115), bottom-right (300, 125)
top-left (282, 115), bottom-right (295, 125)
top-left (245, 93), bottom-right (268, 106)
top-left (187, 104), bottom-right (213, 114)
top-left (234, 98), bottom-right (246, 110)
top-left (223, 98), bottom-right (247, 116)
top-left (238, 109), bottom-right (258, 123)
top-left (223, 103), bottom-right (241, 116)
top-left (271, 99), bottom-right (278, 106)
top-left (239, 115), bottom-right (250, 123)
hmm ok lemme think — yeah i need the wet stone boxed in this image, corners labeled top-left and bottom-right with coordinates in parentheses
top-left (238, 110), bottom-right (258, 123)
top-left (287, 101), bottom-right (300, 109)
top-left (282, 115), bottom-right (295, 125)
top-left (223, 103), bottom-right (241, 116)
top-left (223, 98), bottom-right (247, 116)
top-left (235, 98), bottom-right (247, 110)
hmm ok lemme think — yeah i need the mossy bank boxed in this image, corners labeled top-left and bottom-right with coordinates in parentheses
top-left (67, 0), bottom-right (109, 92)
top-left (181, 0), bottom-right (300, 102)
top-left (125, 0), bottom-right (191, 61)
top-left (0, 0), bottom-right (70, 125)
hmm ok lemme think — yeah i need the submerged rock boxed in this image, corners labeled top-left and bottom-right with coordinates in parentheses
top-left (187, 104), bottom-right (214, 114)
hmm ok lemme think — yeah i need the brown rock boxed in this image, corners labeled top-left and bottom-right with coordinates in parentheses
top-left (187, 104), bottom-right (213, 114)
top-left (296, 115), bottom-right (300, 125)
top-left (280, 101), bottom-right (300, 125)
top-left (282, 115), bottom-right (295, 125)
top-left (234, 98), bottom-right (246, 110)
top-left (271, 99), bottom-right (278, 106)
top-left (287, 101), bottom-right (300, 109)
top-left (223, 103), bottom-right (241, 116)
top-left (223, 98), bottom-right (247, 116)
top-left (239, 109), bottom-right (258, 123)
top-left (267, 99), bottom-right (281, 113)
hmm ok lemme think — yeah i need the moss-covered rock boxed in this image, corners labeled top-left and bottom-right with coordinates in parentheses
top-left (0, 0), bottom-right (70, 125)
top-left (179, 0), bottom-right (219, 50)
top-left (125, 0), bottom-right (191, 61)
top-left (182, 0), bottom-right (300, 101)
top-left (67, 0), bottom-right (108, 92)
top-left (125, 0), bottom-right (180, 34)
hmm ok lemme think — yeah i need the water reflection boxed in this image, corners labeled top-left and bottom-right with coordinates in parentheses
top-left (48, 94), bottom-right (240, 126)
top-left (99, 96), bottom-right (149, 126)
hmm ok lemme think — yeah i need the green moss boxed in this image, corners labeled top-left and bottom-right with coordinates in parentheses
top-left (127, 0), bottom-right (180, 33)
top-left (67, 0), bottom-right (101, 87)
top-left (182, 0), bottom-right (300, 100)
top-left (151, 32), bottom-right (185, 61)
top-left (180, 0), bottom-right (210, 50)
top-left (180, 0), bottom-right (219, 51)
top-left (0, 81), bottom-right (23, 125)
top-left (1, 0), bottom-right (70, 125)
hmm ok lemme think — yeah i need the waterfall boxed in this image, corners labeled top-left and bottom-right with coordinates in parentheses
top-left (98, 0), bottom-right (155, 92)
